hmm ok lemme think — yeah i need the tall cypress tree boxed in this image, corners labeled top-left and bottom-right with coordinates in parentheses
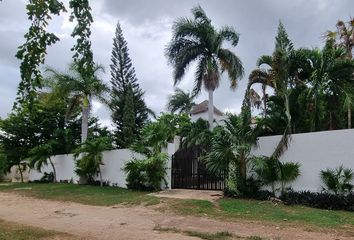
top-left (110, 22), bottom-right (151, 148)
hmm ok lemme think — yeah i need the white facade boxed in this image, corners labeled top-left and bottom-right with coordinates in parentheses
top-left (252, 129), bottom-right (354, 192)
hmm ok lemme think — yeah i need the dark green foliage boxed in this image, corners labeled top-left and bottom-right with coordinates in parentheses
top-left (121, 85), bottom-right (135, 147)
top-left (179, 118), bottom-right (211, 149)
top-left (124, 153), bottom-right (168, 191)
top-left (69, 0), bottom-right (94, 81)
top-left (204, 104), bottom-right (259, 196)
top-left (38, 172), bottom-right (54, 183)
top-left (251, 156), bottom-right (300, 195)
top-left (320, 166), bottom-right (354, 195)
top-left (15, 0), bottom-right (66, 107)
top-left (167, 88), bottom-right (196, 114)
top-left (281, 191), bottom-right (354, 211)
top-left (131, 113), bottom-right (191, 157)
top-left (74, 136), bottom-right (112, 186)
top-left (110, 22), bottom-right (151, 148)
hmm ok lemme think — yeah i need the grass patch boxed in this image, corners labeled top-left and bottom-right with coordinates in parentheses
top-left (0, 183), bottom-right (159, 206)
top-left (154, 226), bottom-right (265, 240)
top-left (0, 218), bottom-right (71, 240)
top-left (162, 197), bottom-right (354, 229)
top-left (154, 226), bottom-right (235, 240)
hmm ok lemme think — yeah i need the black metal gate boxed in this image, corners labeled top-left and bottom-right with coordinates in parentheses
top-left (171, 146), bottom-right (226, 190)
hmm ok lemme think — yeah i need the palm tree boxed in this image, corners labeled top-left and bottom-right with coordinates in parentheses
top-left (166, 6), bottom-right (244, 129)
top-left (204, 102), bottom-right (258, 195)
top-left (248, 22), bottom-right (297, 159)
top-left (74, 136), bottom-right (112, 187)
top-left (252, 156), bottom-right (300, 195)
top-left (167, 88), bottom-right (196, 114)
top-left (326, 18), bottom-right (354, 128)
top-left (46, 63), bottom-right (109, 143)
top-left (28, 141), bottom-right (57, 183)
top-left (301, 42), bottom-right (354, 130)
top-left (321, 165), bottom-right (354, 195)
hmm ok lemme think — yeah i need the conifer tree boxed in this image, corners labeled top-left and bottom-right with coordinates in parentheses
top-left (121, 85), bottom-right (135, 146)
top-left (110, 22), bottom-right (151, 147)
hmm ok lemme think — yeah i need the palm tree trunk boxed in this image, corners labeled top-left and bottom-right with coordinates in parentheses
top-left (18, 164), bottom-right (23, 183)
top-left (208, 89), bottom-right (214, 130)
top-left (48, 157), bottom-right (57, 183)
top-left (81, 96), bottom-right (89, 143)
top-left (262, 85), bottom-right (267, 118)
top-left (348, 106), bottom-right (351, 129)
top-left (98, 165), bottom-right (103, 187)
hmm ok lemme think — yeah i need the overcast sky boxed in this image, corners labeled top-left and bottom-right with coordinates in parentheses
top-left (1, 0), bottom-right (354, 128)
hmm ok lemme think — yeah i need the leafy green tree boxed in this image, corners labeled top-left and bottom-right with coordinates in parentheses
top-left (28, 140), bottom-right (58, 182)
top-left (110, 22), bottom-right (152, 147)
top-left (122, 85), bottom-right (135, 146)
top-left (166, 6), bottom-right (244, 129)
top-left (131, 113), bottom-right (191, 157)
top-left (46, 63), bottom-right (109, 143)
top-left (15, 0), bottom-right (65, 107)
top-left (74, 137), bottom-right (112, 187)
top-left (167, 88), bottom-right (196, 114)
top-left (321, 165), bottom-right (354, 195)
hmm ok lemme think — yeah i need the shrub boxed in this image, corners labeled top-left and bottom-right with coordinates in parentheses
top-left (280, 190), bottom-right (354, 211)
top-left (320, 165), bottom-right (353, 195)
top-left (124, 153), bottom-right (168, 191)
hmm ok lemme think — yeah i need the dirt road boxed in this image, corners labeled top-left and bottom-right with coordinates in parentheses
top-left (0, 192), bottom-right (352, 240)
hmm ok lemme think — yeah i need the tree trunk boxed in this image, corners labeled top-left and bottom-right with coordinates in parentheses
top-left (208, 89), bottom-right (214, 130)
top-left (18, 164), bottom-right (23, 183)
top-left (98, 165), bottom-right (103, 187)
top-left (81, 96), bottom-right (89, 143)
top-left (284, 94), bottom-right (292, 133)
top-left (48, 157), bottom-right (57, 183)
top-left (262, 85), bottom-right (267, 118)
top-left (348, 106), bottom-right (352, 129)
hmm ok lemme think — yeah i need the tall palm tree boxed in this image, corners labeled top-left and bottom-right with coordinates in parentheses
top-left (167, 88), bottom-right (196, 114)
top-left (46, 63), bottom-right (109, 143)
top-left (248, 23), bottom-right (295, 159)
top-left (326, 18), bottom-right (354, 128)
top-left (300, 41), bottom-right (354, 130)
top-left (166, 6), bottom-right (244, 129)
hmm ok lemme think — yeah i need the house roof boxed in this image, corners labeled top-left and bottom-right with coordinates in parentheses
top-left (190, 100), bottom-right (224, 116)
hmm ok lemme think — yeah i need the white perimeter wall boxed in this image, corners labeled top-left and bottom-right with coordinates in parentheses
top-left (252, 129), bottom-right (354, 192)
top-left (28, 129), bottom-right (354, 192)
top-left (29, 145), bottom-right (176, 189)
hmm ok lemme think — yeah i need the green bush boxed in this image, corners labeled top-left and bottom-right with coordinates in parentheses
top-left (124, 153), bottom-right (168, 191)
top-left (320, 165), bottom-right (353, 195)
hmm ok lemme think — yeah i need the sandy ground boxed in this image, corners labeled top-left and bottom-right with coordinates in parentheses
top-left (0, 192), bottom-right (353, 240)
top-left (149, 189), bottom-right (223, 201)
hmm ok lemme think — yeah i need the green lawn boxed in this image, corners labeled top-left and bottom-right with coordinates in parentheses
top-left (0, 219), bottom-right (72, 240)
top-left (0, 183), bottom-right (159, 206)
top-left (1, 183), bottom-right (354, 230)
top-left (162, 198), bottom-right (354, 229)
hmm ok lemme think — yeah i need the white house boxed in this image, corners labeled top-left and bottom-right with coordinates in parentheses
top-left (190, 100), bottom-right (226, 125)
